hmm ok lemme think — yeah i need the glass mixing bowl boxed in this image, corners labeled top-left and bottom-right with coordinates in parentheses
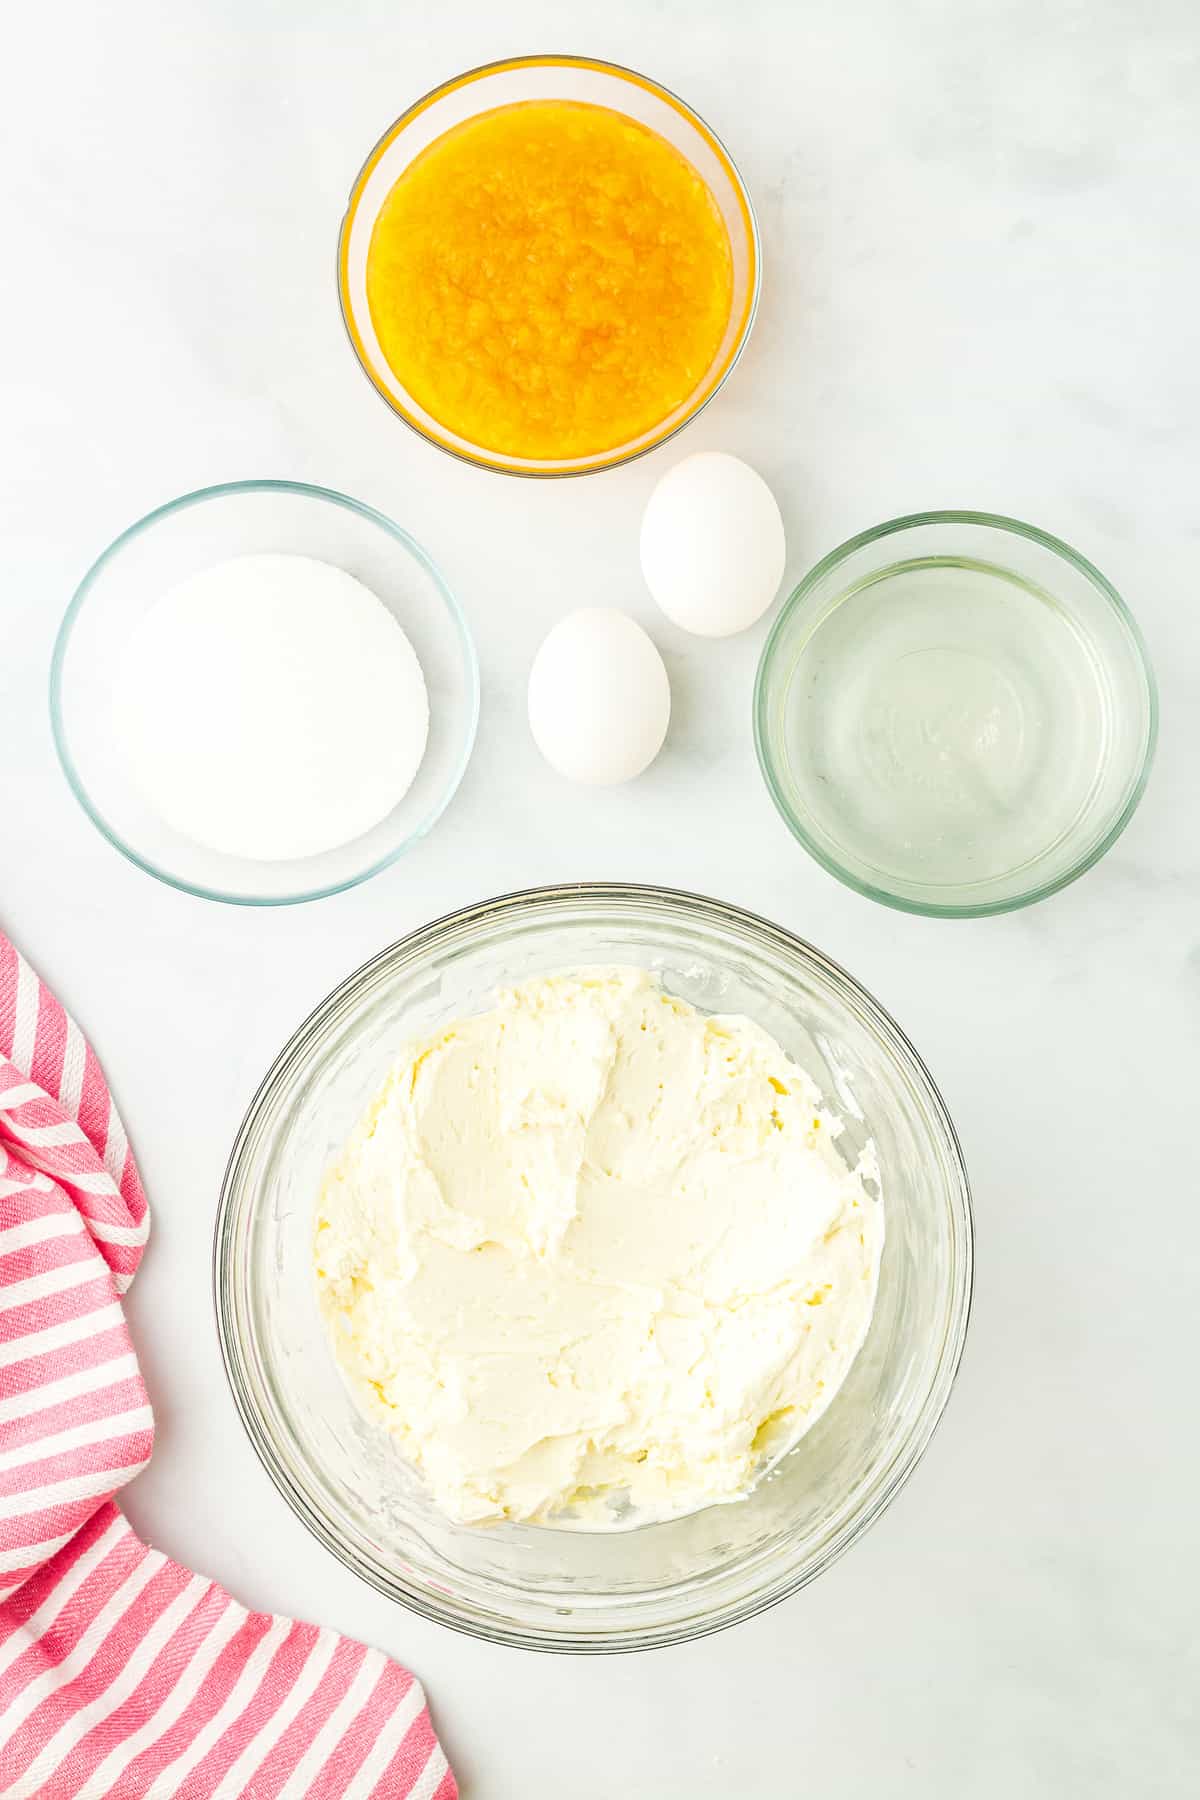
top-left (755, 512), bottom-right (1158, 917)
top-left (51, 481), bottom-right (479, 905)
top-left (215, 885), bottom-right (972, 1651)
top-left (337, 56), bottom-right (761, 478)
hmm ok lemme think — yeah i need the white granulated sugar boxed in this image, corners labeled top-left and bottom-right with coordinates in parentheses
top-left (116, 553), bottom-right (429, 861)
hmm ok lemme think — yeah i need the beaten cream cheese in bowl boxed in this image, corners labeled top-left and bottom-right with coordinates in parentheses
top-left (215, 887), bottom-right (972, 1650)
top-left (314, 969), bottom-right (883, 1529)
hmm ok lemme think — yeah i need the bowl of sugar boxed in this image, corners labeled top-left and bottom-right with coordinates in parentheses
top-left (51, 480), bottom-right (478, 904)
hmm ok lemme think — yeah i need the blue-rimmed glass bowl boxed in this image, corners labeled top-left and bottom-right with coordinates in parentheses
top-left (51, 480), bottom-right (479, 905)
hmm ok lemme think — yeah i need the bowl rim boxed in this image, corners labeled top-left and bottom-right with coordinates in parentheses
top-left (336, 53), bottom-right (763, 479)
top-left (753, 508), bottom-right (1160, 919)
top-left (49, 477), bottom-right (481, 907)
top-left (213, 880), bottom-right (974, 1652)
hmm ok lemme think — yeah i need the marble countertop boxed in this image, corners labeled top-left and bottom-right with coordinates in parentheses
top-left (3, 1), bottom-right (1197, 1794)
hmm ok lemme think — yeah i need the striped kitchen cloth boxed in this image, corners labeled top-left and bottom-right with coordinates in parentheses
top-left (0, 933), bottom-right (455, 1800)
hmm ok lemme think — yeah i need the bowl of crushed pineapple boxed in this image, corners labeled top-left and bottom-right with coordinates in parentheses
top-left (338, 55), bottom-right (761, 477)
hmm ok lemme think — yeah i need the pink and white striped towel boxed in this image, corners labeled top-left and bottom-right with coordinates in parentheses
top-left (0, 933), bottom-right (456, 1800)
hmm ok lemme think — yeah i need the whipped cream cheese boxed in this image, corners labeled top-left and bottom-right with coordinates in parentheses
top-left (314, 969), bottom-right (883, 1527)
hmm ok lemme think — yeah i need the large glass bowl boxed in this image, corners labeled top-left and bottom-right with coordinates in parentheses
top-left (215, 885), bottom-right (972, 1651)
top-left (337, 56), bottom-right (761, 478)
top-left (51, 481), bottom-right (479, 905)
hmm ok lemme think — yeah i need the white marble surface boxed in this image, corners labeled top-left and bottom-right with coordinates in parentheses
top-left (3, 2), bottom-right (1198, 1793)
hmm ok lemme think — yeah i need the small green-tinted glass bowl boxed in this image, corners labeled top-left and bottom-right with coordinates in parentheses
top-left (754, 511), bottom-right (1158, 918)
top-left (50, 480), bottom-right (479, 906)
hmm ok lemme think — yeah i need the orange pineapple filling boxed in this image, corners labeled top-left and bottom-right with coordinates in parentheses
top-left (365, 99), bottom-right (735, 461)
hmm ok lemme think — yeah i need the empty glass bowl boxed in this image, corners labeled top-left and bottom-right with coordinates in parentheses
top-left (337, 55), bottom-right (761, 477)
top-left (51, 480), bottom-right (478, 905)
top-left (755, 512), bottom-right (1157, 917)
top-left (215, 884), bottom-right (972, 1651)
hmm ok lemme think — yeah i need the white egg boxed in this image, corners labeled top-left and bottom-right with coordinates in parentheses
top-left (640, 450), bottom-right (787, 638)
top-left (528, 608), bottom-right (670, 785)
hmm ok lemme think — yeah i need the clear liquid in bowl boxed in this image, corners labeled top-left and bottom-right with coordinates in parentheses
top-left (782, 556), bottom-right (1111, 893)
